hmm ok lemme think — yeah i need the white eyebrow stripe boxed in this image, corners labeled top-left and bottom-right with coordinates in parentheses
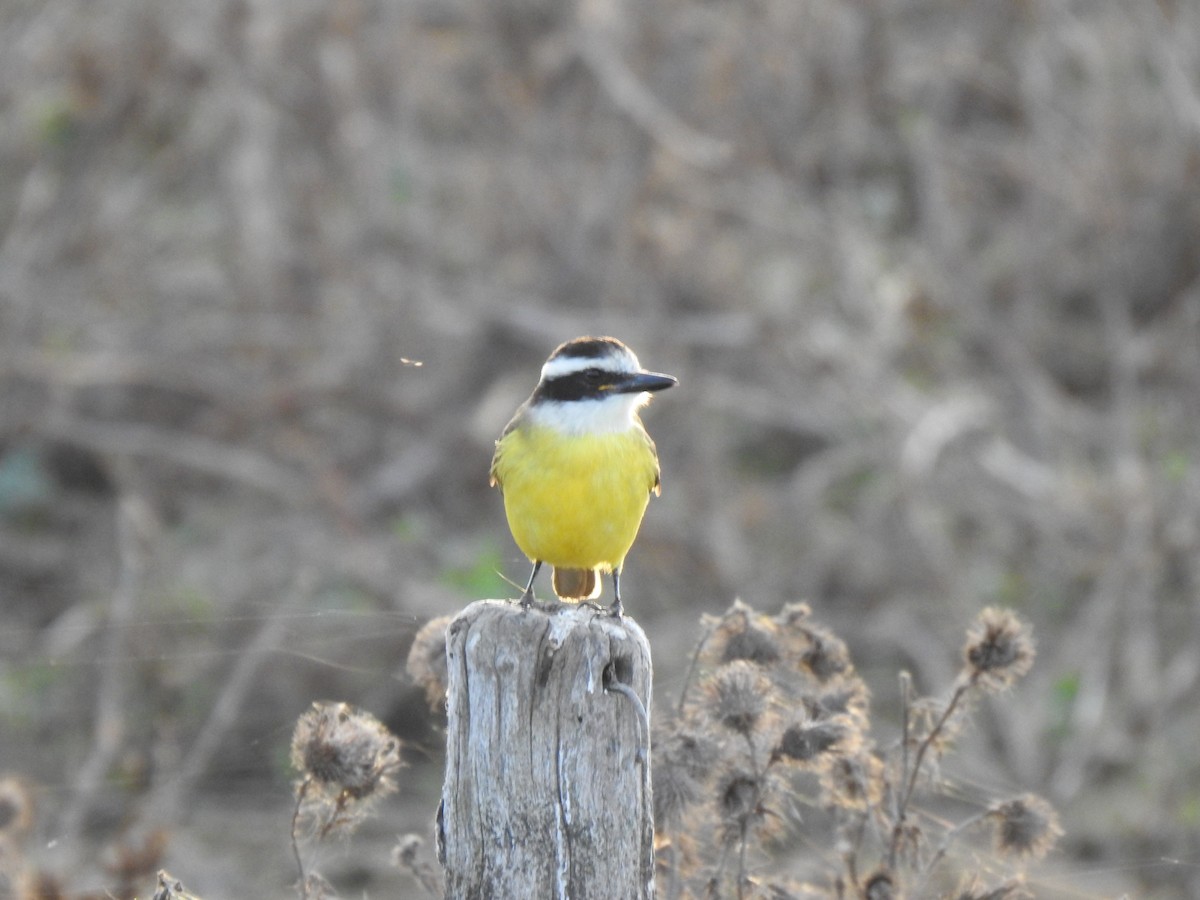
top-left (539, 349), bottom-right (640, 381)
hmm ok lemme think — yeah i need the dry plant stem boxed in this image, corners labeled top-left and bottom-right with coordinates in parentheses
top-left (898, 670), bottom-right (912, 821)
top-left (676, 619), bottom-right (717, 716)
top-left (58, 498), bottom-right (145, 845)
top-left (318, 793), bottom-right (352, 841)
top-left (840, 809), bottom-right (870, 890)
top-left (914, 810), bottom-right (988, 894)
top-left (399, 851), bottom-right (442, 897)
top-left (664, 836), bottom-right (680, 900)
top-left (145, 596), bottom-right (292, 822)
top-left (735, 732), bottom-right (760, 900)
top-left (708, 842), bottom-right (733, 900)
top-left (842, 845), bottom-right (859, 894)
top-left (1045, 291), bottom-right (1158, 796)
top-left (891, 680), bottom-right (971, 862)
top-left (291, 777), bottom-right (312, 896)
top-left (737, 830), bottom-right (749, 900)
top-left (887, 669), bottom-right (914, 870)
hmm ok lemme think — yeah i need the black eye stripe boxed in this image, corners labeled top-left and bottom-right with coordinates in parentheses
top-left (534, 368), bottom-right (615, 402)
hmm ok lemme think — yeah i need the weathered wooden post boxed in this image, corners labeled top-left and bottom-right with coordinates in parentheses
top-left (438, 600), bottom-right (654, 900)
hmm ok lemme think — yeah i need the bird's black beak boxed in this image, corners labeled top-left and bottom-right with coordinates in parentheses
top-left (612, 371), bottom-right (678, 394)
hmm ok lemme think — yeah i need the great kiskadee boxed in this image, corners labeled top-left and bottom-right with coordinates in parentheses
top-left (490, 336), bottom-right (677, 616)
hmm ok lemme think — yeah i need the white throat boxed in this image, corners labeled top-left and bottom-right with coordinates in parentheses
top-left (527, 393), bottom-right (648, 436)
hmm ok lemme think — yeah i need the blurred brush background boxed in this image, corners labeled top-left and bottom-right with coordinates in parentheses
top-left (1, 0), bottom-right (1199, 896)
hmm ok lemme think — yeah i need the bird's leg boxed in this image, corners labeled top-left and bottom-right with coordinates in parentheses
top-left (609, 569), bottom-right (623, 618)
top-left (520, 560), bottom-right (543, 608)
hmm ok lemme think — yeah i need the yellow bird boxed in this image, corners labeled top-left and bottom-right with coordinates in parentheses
top-left (490, 336), bottom-right (677, 616)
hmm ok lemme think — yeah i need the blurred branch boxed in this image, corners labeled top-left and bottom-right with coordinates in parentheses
top-left (39, 418), bottom-right (310, 502)
top-left (899, 394), bottom-right (991, 478)
top-left (348, 437), bottom-right (445, 519)
top-left (1132, 1), bottom-right (1200, 138)
top-left (58, 496), bottom-right (153, 845)
top-left (142, 569), bottom-right (306, 824)
top-left (496, 301), bottom-right (758, 353)
top-left (2, 350), bottom-right (253, 403)
top-left (576, 0), bottom-right (731, 170)
top-left (701, 377), bottom-right (843, 438)
top-left (1049, 292), bottom-right (1159, 800)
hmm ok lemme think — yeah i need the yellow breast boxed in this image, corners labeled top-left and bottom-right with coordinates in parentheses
top-left (491, 425), bottom-right (660, 571)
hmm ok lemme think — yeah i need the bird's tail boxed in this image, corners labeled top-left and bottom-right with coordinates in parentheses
top-left (552, 567), bottom-right (600, 601)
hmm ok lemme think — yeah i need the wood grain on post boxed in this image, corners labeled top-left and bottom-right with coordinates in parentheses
top-left (439, 600), bottom-right (654, 900)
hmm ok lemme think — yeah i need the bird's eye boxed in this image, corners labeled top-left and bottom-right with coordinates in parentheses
top-left (583, 368), bottom-right (604, 384)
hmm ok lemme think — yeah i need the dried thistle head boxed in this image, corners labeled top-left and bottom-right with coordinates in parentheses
top-left (714, 767), bottom-right (784, 846)
top-left (962, 608), bottom-right (1035, 692)
top-left (659, 721), bottom-right (723, 779)
top-left (152, 870), bottom-right (203, 900)
top-left (0, 776), bottom-right (34, 839)
top-left (771, 718), bottom-right (852, 768)
top-left (703, 660), bottom-right (775, 737)
top-left (799, 624), bottom-right (852, 682)
top-left (392, 833), bottom-right (442, 895)
top-left (773, 601), bottom-right (813, 628)
top-left (710, 768), bottom-right (787, 854)
top-left (653, 723), bottom-right (722, 828)
top-left (291, 701), bottom-right (404, 802)
top-left (986, 794), bottom-right (1062, 860)
top-left (818, 751), bottom-right (884, 812)
top-left (723, 622), bottom-right (783, 667)
top-left (717, 769), bottom-right (760, 828)
top-left (407, 614), bottom-right (454, 711)
top-left (772, 604), bottom-right (852, 682)
top-left (863, 870), bottom-right (898, 900)
top-left (805, 676), bottom-right (870, 731)
top-left (391, 833), bottom-right (423, 873)
top-left (653, 755), bottom-right (700, 831)
top-left (704, 600), bottom-right (784, 668)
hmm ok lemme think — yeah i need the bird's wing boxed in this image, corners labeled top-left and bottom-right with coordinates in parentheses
top-left (645, 427), bottom-right (662, 497)
top-left (489, 404), bottom-right (527, 489)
